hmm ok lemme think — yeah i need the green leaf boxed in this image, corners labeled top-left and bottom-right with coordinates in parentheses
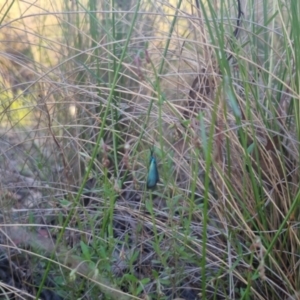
top-left (80, 241), bottom-right (91, 260)
top-left (247, 143), bottom-right (255, 154)
top-left (59, 199), bottom-right (72, 207)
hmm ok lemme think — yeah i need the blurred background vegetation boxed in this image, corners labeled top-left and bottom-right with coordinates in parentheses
top-left (0, 0), bottom-right (299, 299)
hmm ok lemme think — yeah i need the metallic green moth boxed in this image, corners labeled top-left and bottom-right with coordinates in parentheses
top-left (146, 150), bottom-right (159, 189)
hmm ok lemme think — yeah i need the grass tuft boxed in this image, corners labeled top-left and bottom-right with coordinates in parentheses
top-left (0, 0), bottom-right (299, 299)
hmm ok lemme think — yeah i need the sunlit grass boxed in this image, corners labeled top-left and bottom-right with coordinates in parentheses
top-left (0, 0), bottom-right (299, 299)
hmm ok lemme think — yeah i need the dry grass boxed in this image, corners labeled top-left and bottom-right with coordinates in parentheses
top-left (0, 0), bottom-right (299, 299)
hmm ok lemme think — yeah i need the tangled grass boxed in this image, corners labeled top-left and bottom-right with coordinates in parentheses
top-left (0, 0), bottom-right (299, 299)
